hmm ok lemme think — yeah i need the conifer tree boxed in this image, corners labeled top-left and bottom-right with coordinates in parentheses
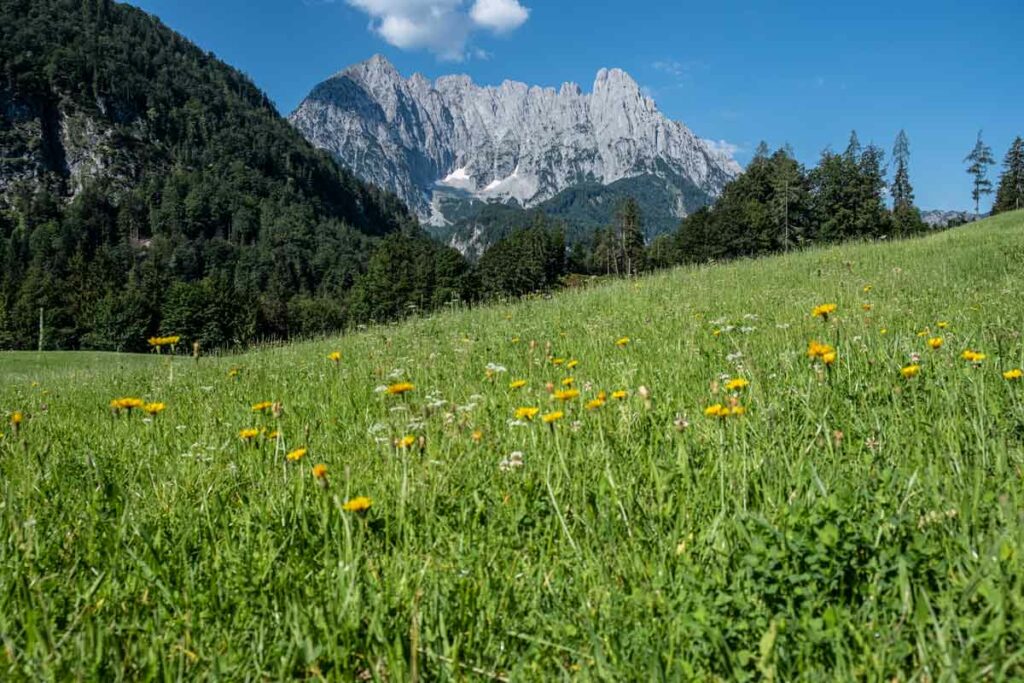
top-left (964, 131), bottom-right (995, 218)
top-left (993, 136), bottom-right (1024, 214)
top-left (891, 130), bottom-right (914, 210)
top-left (614, 198), bottom-right (646, 276)
top-left (769, 148), bottom-right (808, 249)
top-left (890, 130), bottom-right (925, 235)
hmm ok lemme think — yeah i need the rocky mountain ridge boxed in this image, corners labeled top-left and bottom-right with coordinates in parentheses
top-left (289, 55), bottom-right (740, 229)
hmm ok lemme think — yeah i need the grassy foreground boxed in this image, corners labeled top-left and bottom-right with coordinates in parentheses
top-left (2, 212), bottom-right (1024, 680)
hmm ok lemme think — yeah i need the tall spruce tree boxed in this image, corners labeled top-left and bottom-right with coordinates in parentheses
top-left (614, 198), bottom-right (646, 277)
top-left (964, 131), bottom-right (995, 218)
top-left (855, 144), bottom-right (892, 237)
top-left (890, 130), bottom-right (925, 235)
top-left (891, 130), bottom-right (914, 210)
top-left (769, 147), bottom-right (810, 249)
top-left (993, 136), bottom-right (1024, 214)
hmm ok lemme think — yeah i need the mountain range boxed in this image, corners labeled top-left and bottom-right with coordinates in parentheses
top-left (289, 56), bottom-right (740, 255)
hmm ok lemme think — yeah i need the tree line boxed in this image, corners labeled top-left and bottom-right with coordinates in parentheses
top-left (5, 127), bottom-right (1022, 352)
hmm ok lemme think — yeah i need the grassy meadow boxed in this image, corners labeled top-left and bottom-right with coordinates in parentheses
top-left (2, 211), bottom-right (1024, 680)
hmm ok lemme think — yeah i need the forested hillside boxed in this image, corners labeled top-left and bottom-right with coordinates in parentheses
top-left (0, 0), bottom-right (420, 350)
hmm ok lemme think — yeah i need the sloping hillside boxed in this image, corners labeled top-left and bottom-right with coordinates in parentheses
top-left (0, 0), bottom-right (413, 351)
top-left (1, 211), bottom-right (1023, 679)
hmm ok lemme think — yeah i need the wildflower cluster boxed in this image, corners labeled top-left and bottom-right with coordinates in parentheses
top-left (807, 341), bottom-right (837, 366)
top-left (110, 397), bottom-right (165, 417)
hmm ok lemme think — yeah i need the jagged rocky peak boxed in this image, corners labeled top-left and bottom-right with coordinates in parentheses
top-left (289, 55), bottom-right (740, 221)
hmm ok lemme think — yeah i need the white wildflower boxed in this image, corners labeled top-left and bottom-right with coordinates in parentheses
top-left (499, 451), bottom-right (525, 471)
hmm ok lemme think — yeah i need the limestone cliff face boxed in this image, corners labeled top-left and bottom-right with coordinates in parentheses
top-left (290, 55), bottom-right (740, 223)
top-left (1, 88), bottom-right (143, 203)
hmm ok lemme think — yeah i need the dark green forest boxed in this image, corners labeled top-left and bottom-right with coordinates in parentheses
top-left (0, 0), bottom-right (420, 350)
top-left (1, 0), bottom-right (1019, 353)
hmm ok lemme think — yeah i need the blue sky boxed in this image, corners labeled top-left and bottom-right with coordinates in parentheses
top-left (127, 0), bottom-right (1023, 211)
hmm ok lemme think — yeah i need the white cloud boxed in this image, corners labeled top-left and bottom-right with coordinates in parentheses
top-left (345, 0), bottom-right (530, 60)
top-left (469, 0), bottom-right (529, 33)
top-left (703, 138), bottom-right (742, 158)
top-left (652, 58), bottom-right (708, 83)
top-left (652, 60), bottom-right (686, 78)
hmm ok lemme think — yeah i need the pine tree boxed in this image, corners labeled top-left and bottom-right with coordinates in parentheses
top-left (769, 148), bottom-right (808, 250)
top-left (993, 136), bottom-right (1024, 214)
top-left (890, 130), bottom-right (925, 236)
top-left (614, 198), bottom-right (646, 277)
top-left (855, 144), bottom-right (892, 237)
top-left (964, 131), bottom-right (995, 218)
top-left (844, 131), bottom-right (862, 160)
top-left (891, 130), bottom-right (914, 210)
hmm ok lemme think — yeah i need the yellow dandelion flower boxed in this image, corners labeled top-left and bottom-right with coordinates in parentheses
top-left (553, 388), bottom-right (580, 401)
top-left (311, 464), bottom-right (328, 480)
top-left (961, 350), bottom-right (986, 363)
top-left (863, 285), bottom-right (873, 293)
top-left (110, 397), bottom-right (144, 412)
top-left (704, 404), bottom-right (726, 418)
top-left (541, 411), bottom-right (564, 424)
top-left (806, 340), bottom-right (835, 360)
top-left (901, 364), bottom-right (921, 379)
top-left (286, 447), bottom-right (308, 462)
top-left (611, 390), bottom-right (629, 400)
top-left (566, 359), bottom-right (579, 369)
top-left (515, 407), bottom-right (540, 421)
top-left (586, 398), bottom-right (605, 410)
top-left (724, 378), bottom-right (749, 392)
top-left (1003, 369), bottom-right (1023, 381)
top-left (615, 337), bottom-right (630, 347)
top-left (561, 377), bottom-right (575, 387)
top-left (239, 428), bottom-right (260, 441)
top-left (551, 357), bottom-right (565, 366)
top-left (471, 430), bottom-right (483, 443)
top-left (937, 321), bottom-right (949, 329)
top-left (596, 390), bottom-right (608, 401)
top-left (228, 367), bottom-right (240, 378)
top-left (252, 401), bottom-right (273, 413)
top-left (143, 402), bottom-right (166, 416)
top-left (928, 337), bottom-right (943, 350)
top-left (812, 303), bottom-right (837, 320)
top-left (386, 382), bottom-right (415, 396)
top-left (328, 351), bottom-right (342, 363)
top-left (267, 430), bottom-right (281, 440)
top-left (397, 435), bottom-right (416, 449)
top-left (11, 411), bottom-right (24, 427)
top-left (509, 379), bottom-right (527, 390)
top-left (706, 404), bottom-right (746, 418)
top-left (822, 351), bottom-right (837, 366)
top-left (342, 496), bottom-right (372, 512)
top-left (861, 303), bottom-right (873, 312)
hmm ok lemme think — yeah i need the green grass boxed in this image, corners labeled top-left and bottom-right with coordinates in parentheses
top-left (0, 351), bottom-right (169, 382)
top-left (3, 211), bottom-right (1024, 680)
